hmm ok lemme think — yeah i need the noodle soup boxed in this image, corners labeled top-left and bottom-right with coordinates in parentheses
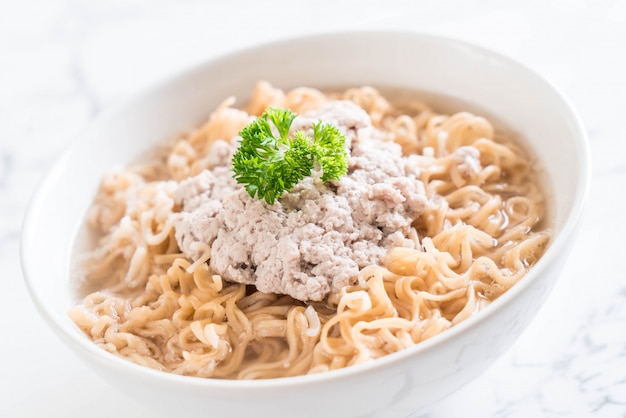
top-left (69, 82), bottom-right (550, 379)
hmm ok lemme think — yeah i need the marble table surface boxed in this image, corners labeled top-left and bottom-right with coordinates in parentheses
top-left (2, 1), bottom-right (625, 417)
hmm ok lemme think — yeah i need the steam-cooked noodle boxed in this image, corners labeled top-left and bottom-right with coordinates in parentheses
top-left (69, 82), bottom-right (549, 379)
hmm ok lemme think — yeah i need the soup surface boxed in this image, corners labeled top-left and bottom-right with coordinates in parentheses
top-left (69, 82), bottom-right (550, 379)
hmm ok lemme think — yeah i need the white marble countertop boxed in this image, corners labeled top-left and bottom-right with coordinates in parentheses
top-left (2, 1), bottom-right (625, 417)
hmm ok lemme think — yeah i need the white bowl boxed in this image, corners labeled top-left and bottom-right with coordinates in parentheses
top-left (21, 31), bottom-right (590, 418)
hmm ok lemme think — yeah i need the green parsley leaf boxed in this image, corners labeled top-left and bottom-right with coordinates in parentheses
top-left (232, 107), bottom-right (348, 204)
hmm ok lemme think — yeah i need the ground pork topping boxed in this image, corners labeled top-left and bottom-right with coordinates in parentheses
top-left (172, 100), bottom-right (429, 301)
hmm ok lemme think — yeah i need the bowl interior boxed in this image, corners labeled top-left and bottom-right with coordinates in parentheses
top-left (21, 30), bottom-right (589, 394)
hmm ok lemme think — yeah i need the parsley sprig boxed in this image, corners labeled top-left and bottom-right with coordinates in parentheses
top-left (232, 107), bottom-right (348, 204)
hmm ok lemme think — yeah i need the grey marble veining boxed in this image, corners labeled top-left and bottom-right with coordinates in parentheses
top-left (2, 1), bottom-right (625, 417)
